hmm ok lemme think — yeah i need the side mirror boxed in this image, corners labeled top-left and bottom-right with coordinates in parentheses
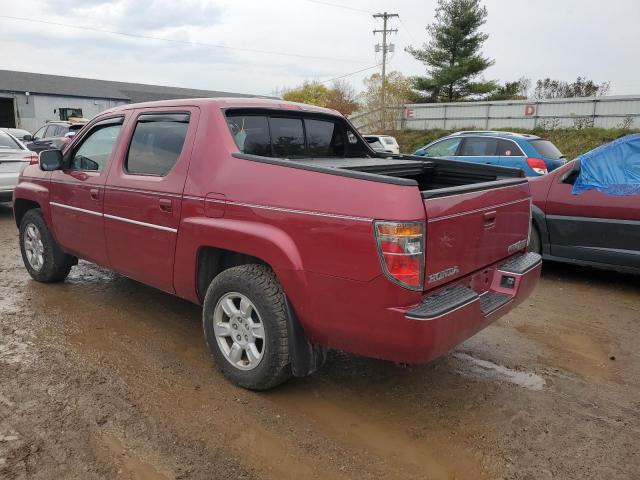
top-left (22, 134), bottom-right (33, 142)
top-left (39, 149), bottom-right (63, 171)
top-left (64, 131), bottom-right (76, 138)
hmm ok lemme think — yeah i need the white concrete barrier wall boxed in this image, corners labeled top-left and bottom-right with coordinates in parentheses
top-left (351, 95), bottom-right (640, 132)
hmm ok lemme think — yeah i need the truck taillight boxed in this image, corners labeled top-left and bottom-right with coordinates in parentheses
top-left (28, 153), bottom-right (39, 165)
top-left (526, 157), bottom-right (548, 175)
top-left (374, 221), bottom-right (425, 290)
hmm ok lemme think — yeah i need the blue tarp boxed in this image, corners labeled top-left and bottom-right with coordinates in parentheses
top-left (573, 133), bottom-right (640, 195)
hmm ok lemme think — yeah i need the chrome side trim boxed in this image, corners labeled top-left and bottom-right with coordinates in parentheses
top-left (427, 197), bottom-right (530, 222)
top-left (49, 201), bottom-right (102, 217)
top-left (213, 198), bottom-right (373, 223)
top-left (103, 213), bottom-right (177, 233)
top-left (105, 185), bottom-right (182, 198)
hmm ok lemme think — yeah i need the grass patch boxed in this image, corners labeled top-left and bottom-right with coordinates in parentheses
top-left (383, 128), bottom-right (639, 160)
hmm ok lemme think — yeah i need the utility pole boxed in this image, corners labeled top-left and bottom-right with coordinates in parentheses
top-left (373, 12), bottom-right (398, 129)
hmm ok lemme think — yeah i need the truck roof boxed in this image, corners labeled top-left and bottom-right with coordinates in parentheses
top-left (102, 97), bottom-right (342, 117)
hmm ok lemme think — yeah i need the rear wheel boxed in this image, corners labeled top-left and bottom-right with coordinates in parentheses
top-left (202, 264), bottom-right (292, 390)
top-left (528, 223), bottom-right (541, 254)
top-left (19, 209), bottom-right (74, 282)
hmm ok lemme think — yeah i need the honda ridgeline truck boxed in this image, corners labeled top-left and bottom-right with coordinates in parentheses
top-left (13, 98), bottom-right (541, 390)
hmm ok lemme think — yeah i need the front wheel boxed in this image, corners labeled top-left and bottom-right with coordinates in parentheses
top-left (202, 264), bottom-right (292, 390)
top-left (19, 209), bottom-right (74, 282)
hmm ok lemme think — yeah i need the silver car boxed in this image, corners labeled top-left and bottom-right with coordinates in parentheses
top-left (0, 130), bottom-right (36, 203)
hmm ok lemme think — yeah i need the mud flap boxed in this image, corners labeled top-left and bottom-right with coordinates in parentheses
top-left (284, 297), bottom-right (326, 377)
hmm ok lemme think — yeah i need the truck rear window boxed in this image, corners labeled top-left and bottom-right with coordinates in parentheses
top-left (226, 113), bottom-right (349, 158)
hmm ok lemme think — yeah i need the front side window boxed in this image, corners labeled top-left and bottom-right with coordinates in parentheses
top-left (459, 137), bottom-right (498, 156)
top-left (69, 121), bottom-right (123, 171)
top-left (33, 126), bottom-right (46, 141)
top-left (424, 138), bottom-right (461, 157)
top-left (270, 117), bottom-right (305, 158)
top-left (125, 113), bottom-right (190, 176)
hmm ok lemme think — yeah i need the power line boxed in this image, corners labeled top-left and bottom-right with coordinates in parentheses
top-left (264, 63), bottom-right (381, 97)
top-left (0, 15), bottom-right (368, 64)
top-left (301, 0), bottom-right (374, 14)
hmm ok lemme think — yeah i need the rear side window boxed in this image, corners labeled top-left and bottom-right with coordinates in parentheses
top-left (424, 138), bottom-right (461, 157)
top-left (270, 117), bottom-right (305, 158)
top-left (126, 113), bottom-right (190, 176)
top-left (382, 137), bottom-right (396, 145)
top-left (459, 137), bottom-right (498, 156)
top-left (497, 139), bottom-right (524, 156)
top-left (529, 139), bottom-right (564, 159)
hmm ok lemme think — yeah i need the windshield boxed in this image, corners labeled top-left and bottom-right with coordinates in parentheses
top-left (529, 139), bottom-right (564, 159)
top-left (0, 131), bottom-right (21, 149)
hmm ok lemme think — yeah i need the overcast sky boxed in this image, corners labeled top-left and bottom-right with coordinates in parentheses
top-left (1, 0), bottom-right (638, 97)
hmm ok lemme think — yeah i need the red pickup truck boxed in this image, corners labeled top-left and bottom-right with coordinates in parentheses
top-left (13, 98), bottom-right (541, 390)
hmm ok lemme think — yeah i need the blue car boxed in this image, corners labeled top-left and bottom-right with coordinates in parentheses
top-left (414, 131), bottom-right (566, 176)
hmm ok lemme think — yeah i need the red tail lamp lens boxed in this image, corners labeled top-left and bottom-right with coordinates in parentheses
top-left (375, 221), bottom-right (425, 290)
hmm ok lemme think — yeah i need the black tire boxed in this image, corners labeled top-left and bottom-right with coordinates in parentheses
top-left (528, 223), bottom-right (541, 254)
top-left (19, 208), bottom-right (74, 282)
top-left (202, 264), bottom-right (292, 390)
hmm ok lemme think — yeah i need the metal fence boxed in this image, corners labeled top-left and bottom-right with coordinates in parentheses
top-left (350, 95), bottom-right (640, 132)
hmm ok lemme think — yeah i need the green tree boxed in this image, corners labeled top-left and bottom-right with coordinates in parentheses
top-left (407, 0), bottom-right (496, 102)
top-left (487, 77), bottom-right (531, 101)
top-left (359, 71), bottom-right (416, 131)
top-left (281, 80), bottom-right (359, 115)
top-left (281, 81), bottom-right (329, 106)
top-left (533, 77), bottom-right (610, 99)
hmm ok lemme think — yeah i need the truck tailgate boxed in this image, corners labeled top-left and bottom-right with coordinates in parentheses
top-left (423, 181), bottom-right (531, 288)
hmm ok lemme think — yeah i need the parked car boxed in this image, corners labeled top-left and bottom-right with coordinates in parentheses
top-left (1, 128), bottom-right (33, 143)
top-left (414, 131), bottom-right (566, 176)
top-left (528, 134), bottom-right (640, 273)
top-left (26, 120), bottom-right (87, 153)
top-left (13, 98), bottom-right (540, 390)
top-left (363, 134), bottom-right (400, 154)
top-left (0, 130), bottom-right (38, 202)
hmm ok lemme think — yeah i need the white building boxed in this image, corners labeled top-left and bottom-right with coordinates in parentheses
top-left (0, 69), bottom-right (261, 132)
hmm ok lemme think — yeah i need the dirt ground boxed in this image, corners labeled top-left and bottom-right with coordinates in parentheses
top-left (0, 203), bottom-right (638, 480)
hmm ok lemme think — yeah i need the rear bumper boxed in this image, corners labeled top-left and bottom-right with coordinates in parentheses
top-left (291, 252), bottom-right (541, 364)
top-left (395, 252), bottom-right (541, 363)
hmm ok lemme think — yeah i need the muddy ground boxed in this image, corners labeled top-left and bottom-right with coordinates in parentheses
top-left (0, 203), bottom-right (638, 480)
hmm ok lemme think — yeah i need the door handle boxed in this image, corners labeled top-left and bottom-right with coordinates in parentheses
top-left (159, 198), bottom-right (173, 213)
top-left (89, 188), bottom-right (100, 201)
top-left (483, 210), bottom-right (497, 227)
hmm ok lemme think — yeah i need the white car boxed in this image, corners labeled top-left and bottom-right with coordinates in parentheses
top-left (0, 130), bottom-right (37, 203)
top-left (363, 135), bottom-right (400, 155)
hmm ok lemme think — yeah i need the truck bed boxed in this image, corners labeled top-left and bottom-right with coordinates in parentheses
top-left (289, 155), bottom-right (527, 198)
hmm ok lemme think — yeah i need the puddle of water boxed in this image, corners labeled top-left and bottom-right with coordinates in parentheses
top-left (453, 352), bottom-right (546, 391)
